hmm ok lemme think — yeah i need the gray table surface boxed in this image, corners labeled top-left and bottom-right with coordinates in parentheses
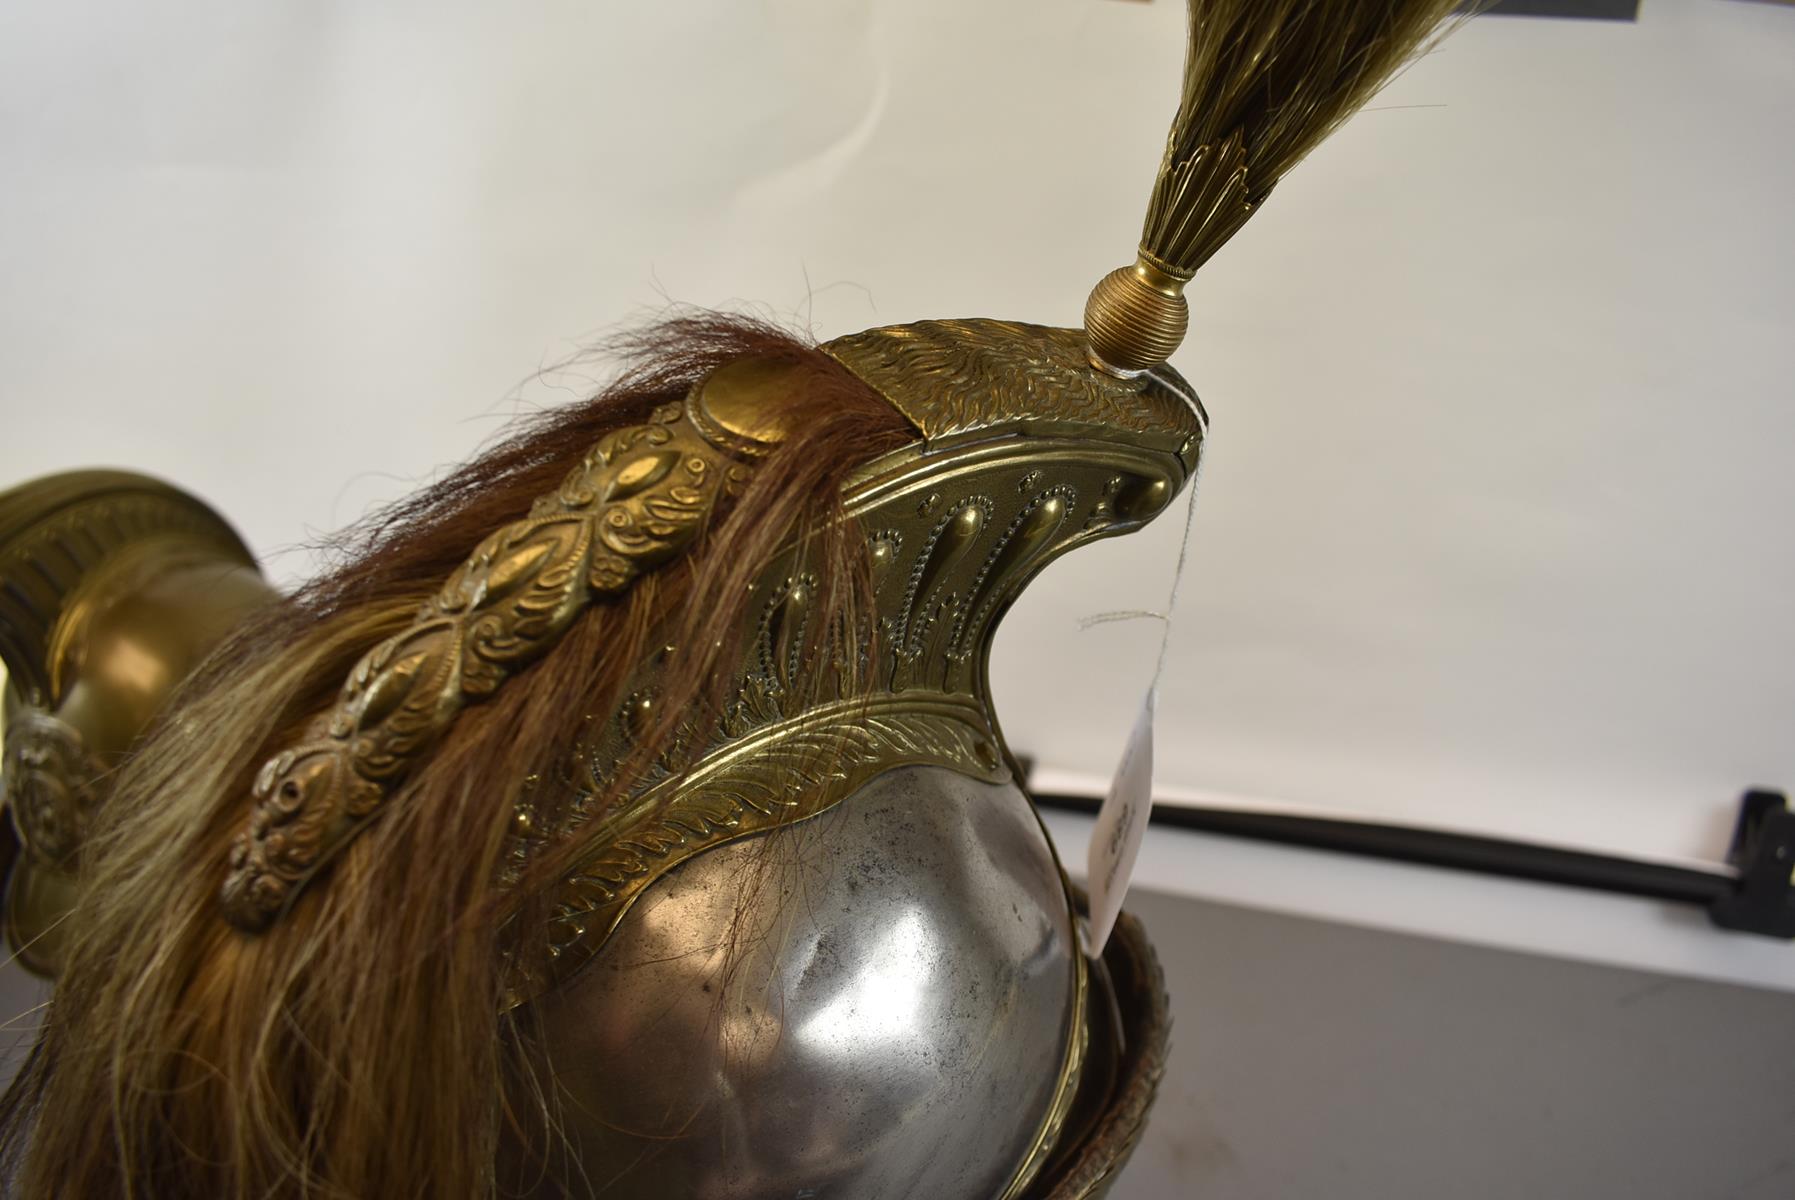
top-left (1114, 887), bottom-right (1795, 1200)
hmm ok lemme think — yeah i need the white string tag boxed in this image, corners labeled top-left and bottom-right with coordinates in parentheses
top-left (1083, 465), bottom-right (1201, 957)
top-left (1085, 686), bottom-right (1155, 955)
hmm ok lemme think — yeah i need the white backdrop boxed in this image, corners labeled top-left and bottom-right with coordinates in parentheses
top-left (4, 1), bottom-right (1793, 984)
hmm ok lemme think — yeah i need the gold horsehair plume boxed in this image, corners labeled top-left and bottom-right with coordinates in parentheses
top-left (221, 393), bottom-right (764, 931)
top-left (1083, 0), bottom-right (1462, 376)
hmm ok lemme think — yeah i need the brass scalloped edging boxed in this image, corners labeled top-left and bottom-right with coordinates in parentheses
top-left (222, 390), bottom-right (762, 932)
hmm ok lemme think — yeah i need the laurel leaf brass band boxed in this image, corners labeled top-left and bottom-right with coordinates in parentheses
top-left (220, 393), bottom-right (762, 932)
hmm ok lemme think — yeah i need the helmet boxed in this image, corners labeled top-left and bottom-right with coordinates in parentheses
top-left (0, 3), bottom-right (1460, 1195)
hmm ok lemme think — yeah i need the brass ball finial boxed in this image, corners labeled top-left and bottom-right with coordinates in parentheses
top-left (1083, 254), bottom-right (1191, 378)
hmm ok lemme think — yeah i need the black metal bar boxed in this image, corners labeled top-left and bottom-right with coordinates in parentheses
top-left (1711, 790), bottom-right (1795, 937)
top-left (1030, 792), bottom-right (1735, 908)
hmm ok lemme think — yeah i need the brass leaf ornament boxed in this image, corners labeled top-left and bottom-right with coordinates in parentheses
top-left (221, 395), bottom-right (760, 931)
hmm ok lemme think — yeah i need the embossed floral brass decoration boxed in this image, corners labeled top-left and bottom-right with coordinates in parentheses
top-left (518, 318), bottom-right (1206, 999)
top-left (221, 393), bottom-right (764, 931)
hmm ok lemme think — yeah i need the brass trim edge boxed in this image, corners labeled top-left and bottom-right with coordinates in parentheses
top-left (512, 692), bottom-right (1007, 1008)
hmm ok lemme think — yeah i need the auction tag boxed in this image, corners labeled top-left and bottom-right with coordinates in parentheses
top-left (1079, 458), bottom-right (1200, 959)
top-left (1085, 687), bottom-right (1156, 956)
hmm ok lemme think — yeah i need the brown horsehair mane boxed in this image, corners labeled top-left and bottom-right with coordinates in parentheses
top-left (0, 314), bottom-right (914, 1199)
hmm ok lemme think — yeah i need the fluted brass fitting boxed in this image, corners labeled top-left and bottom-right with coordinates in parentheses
top-left (1082, 254), bottom-right (1191, 378)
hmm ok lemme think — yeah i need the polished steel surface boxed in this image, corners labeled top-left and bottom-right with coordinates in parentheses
top-left (521, 764), bottom-right (1079, 1200)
